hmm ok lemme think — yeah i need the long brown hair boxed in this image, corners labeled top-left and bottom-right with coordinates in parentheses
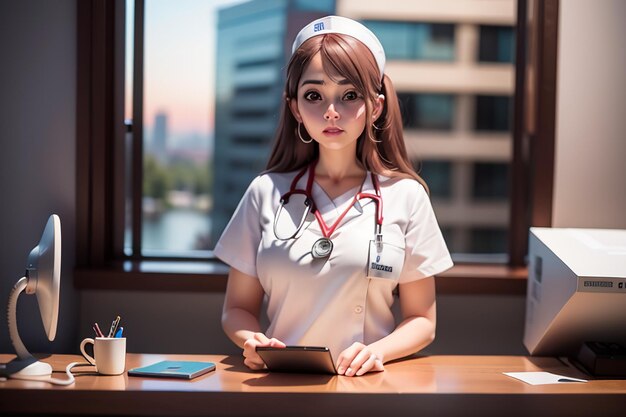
top-left (265, 33), bottom-right (427, 191)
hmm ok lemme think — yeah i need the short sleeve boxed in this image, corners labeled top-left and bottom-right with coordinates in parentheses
top-left (399, 183), bottom-right (453, 283)
top-left (213, 176), bottom-right (264, 277)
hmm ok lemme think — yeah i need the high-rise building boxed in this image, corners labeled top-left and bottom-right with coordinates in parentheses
top-left (339, 0), bottom-right (516, 257)
top-left (151, 111), bottom-right (168, 163)
top-left (211, 0), bottom-right (335, 245)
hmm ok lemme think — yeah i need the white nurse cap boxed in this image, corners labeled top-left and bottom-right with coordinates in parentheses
top-left (291, 15), bottom-right (386, 79)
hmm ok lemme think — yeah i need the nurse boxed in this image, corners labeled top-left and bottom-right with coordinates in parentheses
top-left (215, 15), bottom-right (453, 377)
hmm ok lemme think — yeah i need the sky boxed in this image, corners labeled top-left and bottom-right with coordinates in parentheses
top-left (125, 0), bottom-right (249, 142)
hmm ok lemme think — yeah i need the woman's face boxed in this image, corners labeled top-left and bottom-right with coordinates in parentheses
top-left (290, 53), bottom-right (381, 153)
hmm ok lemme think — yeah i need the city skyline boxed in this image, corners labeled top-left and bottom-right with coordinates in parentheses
top-left (126, 0), bottom-right (249, 146)
top-left (145, 111), bottom-right (213, 160)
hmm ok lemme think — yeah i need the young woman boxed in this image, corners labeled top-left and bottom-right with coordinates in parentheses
top-left (215, 16), bottom-right (453, 377)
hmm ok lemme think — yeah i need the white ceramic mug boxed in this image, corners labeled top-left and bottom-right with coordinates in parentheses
top-left (80, 337), bottom-right (126, 375)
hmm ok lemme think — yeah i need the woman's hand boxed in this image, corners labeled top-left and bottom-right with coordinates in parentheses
top-left (336, 342), bottom-right (384, 377)
top-left (242, 332), bottom-right (286, 370)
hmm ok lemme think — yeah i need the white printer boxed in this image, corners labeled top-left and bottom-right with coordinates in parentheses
top-left (524, 227), bottom-right (626, 369)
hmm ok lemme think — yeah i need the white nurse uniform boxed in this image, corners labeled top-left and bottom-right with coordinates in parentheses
top-left (214, 169), bottom-right (453, 360)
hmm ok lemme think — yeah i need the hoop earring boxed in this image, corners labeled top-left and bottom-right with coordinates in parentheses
top-left (296, 122), bottom-right (312, 143)
top-left (373, 123), bottom-right (383, 131)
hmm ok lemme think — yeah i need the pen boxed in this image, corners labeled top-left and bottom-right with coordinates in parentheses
top-left (92, 323), bottom-right (104, 338)
top-left (111, 316), bottom-right (122, 337)
top-left (114, 327), bottom-right (124, 338)
top-left (107, 315), bottom-right (121, 338)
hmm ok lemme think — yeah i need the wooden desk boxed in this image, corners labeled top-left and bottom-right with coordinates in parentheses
top-left (1, 353), bottom-right (625, 417)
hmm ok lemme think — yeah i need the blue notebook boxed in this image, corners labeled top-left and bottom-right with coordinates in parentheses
top-left (128, 360), bottom-right (216, 379)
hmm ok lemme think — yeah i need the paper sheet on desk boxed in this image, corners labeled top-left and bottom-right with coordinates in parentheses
top-left (504, 372), bottom-right (588, 385)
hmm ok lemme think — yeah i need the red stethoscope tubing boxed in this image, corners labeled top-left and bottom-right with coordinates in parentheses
top-left (277, 161), bottom-right (383, 240)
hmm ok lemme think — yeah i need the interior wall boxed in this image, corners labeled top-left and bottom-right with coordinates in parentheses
top-left (78, 289), bottom-right (528, 356)
top-left (426, 293), bottom-right (527, 355)
top-left (0, 0), bottom-right (78, 354)
top-left (79, 291), bottom-right (238, 355)
top-left (552, 0), bottom-right (626, 228)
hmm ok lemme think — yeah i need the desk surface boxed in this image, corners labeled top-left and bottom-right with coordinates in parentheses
top-left (1, 353), bottom-right (625, 417)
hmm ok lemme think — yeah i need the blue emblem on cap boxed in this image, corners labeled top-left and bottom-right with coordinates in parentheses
top-left (314, 22), bottom-right (324, 32)
top-left (376, 255), bottom-right (380, 263)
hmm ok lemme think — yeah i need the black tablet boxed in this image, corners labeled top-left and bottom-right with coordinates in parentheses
top-left (256, 346), bottom-right (337, 374)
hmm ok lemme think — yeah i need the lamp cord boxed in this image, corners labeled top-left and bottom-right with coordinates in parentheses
top-left (3, 361), bottom-right (92, 386)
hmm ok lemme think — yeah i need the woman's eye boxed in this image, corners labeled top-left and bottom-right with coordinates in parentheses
top-left (343, 91), bottom-right (359, 101)
top-left (304, 91), bottom-right (321, 101)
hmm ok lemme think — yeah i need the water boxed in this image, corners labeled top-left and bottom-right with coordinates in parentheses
top-left (142, 208), bottom-right (212, 253)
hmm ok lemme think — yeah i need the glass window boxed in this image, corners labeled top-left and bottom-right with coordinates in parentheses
top-left (475, 95), bottom-right (512, 131)
top-left (126, 0), bottom-right (251, 257)
top-left (211, 3), bottom-right (288, 245)
top-left (116, 1), bottom-right (520, 266)
top-left (364, 21), bottom-right (455, 61)
top-left (418, 160), bottom-right (453, 199)
top-left (472, 163), bottom-right (509, 200)
top-left (398, 93), bottom-right (455, 130)
top-left (470, 228), bottom-right (508, 254)
top-left (294, 0), bottom-right (335, 12)
top-left (479, 25), bottom-right (515, 63)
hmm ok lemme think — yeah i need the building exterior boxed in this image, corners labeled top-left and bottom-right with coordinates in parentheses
top-left (340, 0), bottom-right (516, 256)
top-left (150, 112), bottom-right (168, 163)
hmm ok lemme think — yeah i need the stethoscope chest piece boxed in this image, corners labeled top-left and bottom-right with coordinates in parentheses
top-left (275, 161), bottom-right (383, 261)
top-left (311, 237), bottom-right (333, 259)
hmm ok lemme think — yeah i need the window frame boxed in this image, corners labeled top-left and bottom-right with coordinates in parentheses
top-left (75, 0), bottom-right (558, 294)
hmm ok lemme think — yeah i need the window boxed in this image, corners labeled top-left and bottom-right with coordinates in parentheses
top-left (127, 0), bottom-right (343, 260)
top-left (470, 228), bottom-right (508, 254)
top-left (472, 163), bottom-right (509, 200)
top-left (125, 0), bottom-right (238, 257)
top-left (76, 0), bottom-right (560, 289)
top-left (364, 21), bottom-right (455, 61)
top-left (418, 161), bottom-right (453, 199)
top-left (398, 93), bottom-right (455, 130)
top-left (475, 95), bottom-right (512, 132)
top-left (479, 25), bottom-right (516, 63)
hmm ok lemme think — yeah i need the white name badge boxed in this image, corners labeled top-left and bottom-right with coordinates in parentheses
top-left (367, 240), bottom-right (404, 280)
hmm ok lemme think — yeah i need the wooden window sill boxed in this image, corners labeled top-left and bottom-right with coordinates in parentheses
top-left (75, 261), bottom-right (527, 295)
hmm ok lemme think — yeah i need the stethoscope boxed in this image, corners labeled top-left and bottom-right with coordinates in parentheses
top-left (273, 160), bottom-right (384, 259)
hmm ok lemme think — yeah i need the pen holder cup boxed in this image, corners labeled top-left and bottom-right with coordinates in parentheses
top-left (80, 337), bottom-right (126, 375)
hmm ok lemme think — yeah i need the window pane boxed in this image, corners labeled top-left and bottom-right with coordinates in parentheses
top-left (294, 0), bottom-right (335, 12)
top-left (137, 0), bottom-right (249, 256)
top-left (211, 2), bottom-right (287, 246)
top-left (365, 21), bottom-right (455, 61)
top-left (479, 25), bottom-right (515, 63)
top-left (124, 0), bottom-right (135, 255)
top-left (475, 95), bottom-right (512, 131)
top-left (213, 1), bottom-right (367, 246)
top-left (419, 161), bottom-right (453, 199)
top-left (472, 163), bottom-right (509, 200)
top-left (124, 1), bottom-right (134, 123)
top-left (125, 1), bottom-right (516, 262)
top-left (399, 93), bottom-right (455, 130)
top-left (470, 228), bottom-right (508, 254)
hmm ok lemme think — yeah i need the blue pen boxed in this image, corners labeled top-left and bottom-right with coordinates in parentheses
top-left (114, 327), bottom-right (124, 338)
